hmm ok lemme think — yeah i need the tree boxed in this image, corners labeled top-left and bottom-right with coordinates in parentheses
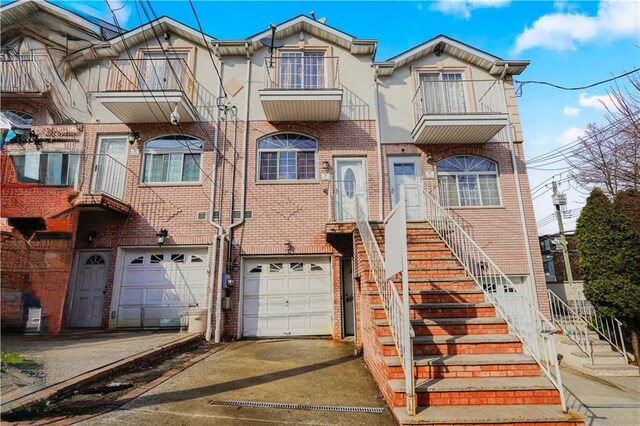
top-left (567, 74), bottom-right (640, 197)
top-left (576, 188), bottom-right (640, 368)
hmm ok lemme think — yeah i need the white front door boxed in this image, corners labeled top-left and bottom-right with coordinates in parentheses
top-left (243, 257), bottom-right (332, 337)
top-left (334, 158), bottom-right (367, 222)
top-left (93, 137), bottom-right (127, 200)
top-left (115, 248), bottom-right (208, 328)
top-left (389, 156), bottom-right (423, 220)
top-left (69, 252), bottom-right (109, 328)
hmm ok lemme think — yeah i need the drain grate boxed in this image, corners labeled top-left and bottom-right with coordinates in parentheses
top-left (209, 399), bottom-right (386, 414)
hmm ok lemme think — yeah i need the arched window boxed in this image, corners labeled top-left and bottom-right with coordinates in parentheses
top-left (143, 135), bottom-right (202, 183)
top-left (257, 133), bottom-right (317, 181)
top-left (436, 155), bottom-right (500, 207)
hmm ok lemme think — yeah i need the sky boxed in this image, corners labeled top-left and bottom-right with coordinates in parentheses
top-left (25, 1), bottom-right (640, 234)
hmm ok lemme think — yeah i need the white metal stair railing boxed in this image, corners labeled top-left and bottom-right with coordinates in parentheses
top-left (422, 189), bottom-right (567, 412)
top-left (567, 291), bottom-right (632, 363)
top-left (548, 290), bottom-right (594, 364)
top-left (354, 195), bottom-right (416, 416)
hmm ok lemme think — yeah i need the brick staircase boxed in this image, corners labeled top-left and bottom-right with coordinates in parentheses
top-left (356, 223), bottom-right (584, 426)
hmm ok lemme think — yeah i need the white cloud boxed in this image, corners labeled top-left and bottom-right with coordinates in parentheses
top-left (563, 106), bottom-right (580, 117)
top-left (431, 0), bottom-right (510, 19)
top-left (578, 92), bottom-right (617, 110)
top-left (513, 0), bottom-right (639, 53)
top-left (556, 127), bottom-right (586, 145)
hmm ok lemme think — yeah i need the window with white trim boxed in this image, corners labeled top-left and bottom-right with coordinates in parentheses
top-left (278, 51), bottom-right (325, 89)
top-left (436, 155), bottom-right (500, 207)
top-left (418, 72), bottom-right (466, 114)
top-left (257, 134), bottom-right (317, 181)
top-left (142, 135), bottom-right (202, 183)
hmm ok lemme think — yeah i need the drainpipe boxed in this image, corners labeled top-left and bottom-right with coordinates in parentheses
top-left (214, 44), bottom-right (252, 343)
top-left (499, 63), bottom-right (539, 307)
top-left (373, 66), bottom-right (384, 221)
top-left (206, 57), bottom-right (225, 342)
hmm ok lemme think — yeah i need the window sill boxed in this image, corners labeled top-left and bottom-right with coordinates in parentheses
top-left (255, 180), bottom-right (319, 185)
top-left (139, 182), bottom-right (203, 188)
top-left (446, 205), bottom-right (505, 210)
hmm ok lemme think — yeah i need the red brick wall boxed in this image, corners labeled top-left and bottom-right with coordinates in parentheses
top-left (0, 183), bottom-right (79, 332)
top-left (381, 142), bottom-right (549, 315)
top-left (220, 120), bottom-right (379, 339)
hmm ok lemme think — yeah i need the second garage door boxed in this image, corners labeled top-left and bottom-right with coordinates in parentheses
top-left (115, 248), bottom-right (208, 328)
top-left (243, 257), bottom-right (332, 337)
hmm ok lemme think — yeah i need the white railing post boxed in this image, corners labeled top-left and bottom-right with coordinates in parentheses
top-left (355, 191), bottom-right (415, 417)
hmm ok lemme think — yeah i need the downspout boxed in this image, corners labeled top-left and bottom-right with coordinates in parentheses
top-left (213, 108), bottom-right (228, 343)
top-left (373, 66), bottom-right (385, 221)
top-left (499, 63), bottom-right (539, 307)
top-left (215, 43), bottom-right (252, 342)
top-left (206, 55), bottom-right (225, 342)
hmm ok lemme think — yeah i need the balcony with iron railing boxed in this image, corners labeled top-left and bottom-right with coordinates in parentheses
top-left (1, 54), bottom-right (54, 96)
top-left (93, 58), bottom-right (217, 123)
top-left (260, 55), bottom-right (342, 121)
top-left (411, 79), bottom-right (508, 145)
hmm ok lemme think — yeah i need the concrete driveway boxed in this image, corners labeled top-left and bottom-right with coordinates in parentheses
top-left (1, 331), bottom-right (188, 409)
top-left (83, 339), bottom-right (396, 425)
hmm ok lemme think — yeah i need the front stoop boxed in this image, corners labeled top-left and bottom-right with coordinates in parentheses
top-left (355, 223), bottom-right (585, 426)
top-left (557, 335), bottom-right (639, 377)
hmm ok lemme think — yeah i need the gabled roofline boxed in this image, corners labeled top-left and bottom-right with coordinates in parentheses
top-left (1, 0), bottom-right (117, 40)
top-left (215, 15), bottom-right (377, 57)
top-left (108, 15), bottom-right (216, 44)
top-left (67, 15), bottom-right (217, 67)
top-left (375, 34), bottom-right (528, 76)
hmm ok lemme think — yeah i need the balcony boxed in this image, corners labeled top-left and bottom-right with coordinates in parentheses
top-left (411, 79), bottom-right (508, 145)
top-left (259, 55), bottom-right (342, 122)
top-left (94, 58), bottom-right (216, 123)
top-left (72, 153), bottom-right (131, 214)
top-left (1, 54), bottom-right (54, 97)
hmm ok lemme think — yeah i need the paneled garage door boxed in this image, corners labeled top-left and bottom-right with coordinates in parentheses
top-left (115, 248), bottom-right (208, 328)
top-left (243, 257), bottom-right (332, 337)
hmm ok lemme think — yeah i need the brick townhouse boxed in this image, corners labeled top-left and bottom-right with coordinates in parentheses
top-left (1, 1), bottom-right (582, 424)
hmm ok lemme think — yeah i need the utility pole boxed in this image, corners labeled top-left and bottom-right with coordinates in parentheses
top-left (551, 180), bottom-right (574, 287)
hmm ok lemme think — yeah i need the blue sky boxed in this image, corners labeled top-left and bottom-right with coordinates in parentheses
top-left (26, 1), bottom-right (640, 233)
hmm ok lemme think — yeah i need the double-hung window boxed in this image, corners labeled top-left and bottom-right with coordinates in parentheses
top-left (258, 133), bottom-right (317, 181)
top-left (10, 152), bottom-right (79, 186)
top-left (143, 136), bottom-right (202, 184)
top-left (419, 72), bottom-right (466, 115)
top-left (436, 155), bottom-right (500, 207)
top-left (278, 52), bottom-right (325, 89)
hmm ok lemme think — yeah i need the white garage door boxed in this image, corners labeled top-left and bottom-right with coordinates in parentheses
top-left (115, 248), bottom-right (208, 328)
top-left (243, 257), bottom-right (333, 337)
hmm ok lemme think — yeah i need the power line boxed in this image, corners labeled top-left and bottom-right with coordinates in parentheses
top-left (516, 68), bottom-right (640, 93)
top-left (186, 0), bottom-right (227, 99)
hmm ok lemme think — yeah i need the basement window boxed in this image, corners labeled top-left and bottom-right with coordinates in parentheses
top-left (10, 152), bottom-right (80, 186)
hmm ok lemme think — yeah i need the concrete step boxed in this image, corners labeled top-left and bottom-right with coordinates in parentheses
top-left (378, 334), bottom-right (523, 356)
top-left (383, 353), bottom-right (541, 379)
top-left (393, 405), bottom-right (584, 425)
top-left (389, 376), bottom-right (560, 406)
top-left (368, 289), bottom-right (484, 304)
top-left (371, 302), bottom-right (496, 319)
top-left (578, 363), bottom-right (639, 377)
top-left (374, 317), bottom-right (507, 337)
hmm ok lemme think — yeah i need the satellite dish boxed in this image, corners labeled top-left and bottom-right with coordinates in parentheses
top-left (317, 17), bottom-right (327, 24)
top-left (260, 24), bottom-right (283, 67)
top-left (259, 37), bottom-right (284, 50)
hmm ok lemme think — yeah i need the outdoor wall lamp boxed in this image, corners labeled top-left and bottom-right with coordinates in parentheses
top-left (127, 131), bottom-right (140, 145)
top-left (156, 228), bottom-right (169, 247)
top-left (87, 231), bottom-right (97, 245)
top-left (321, 161), bottom-right (332, 181)
top-left (27, 130), bottom-right (42, 150)
top-left (426, 152), bottom-right (434, 164)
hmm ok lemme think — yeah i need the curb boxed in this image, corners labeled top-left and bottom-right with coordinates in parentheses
top-left (1, 333), bottom-right (203, 416)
